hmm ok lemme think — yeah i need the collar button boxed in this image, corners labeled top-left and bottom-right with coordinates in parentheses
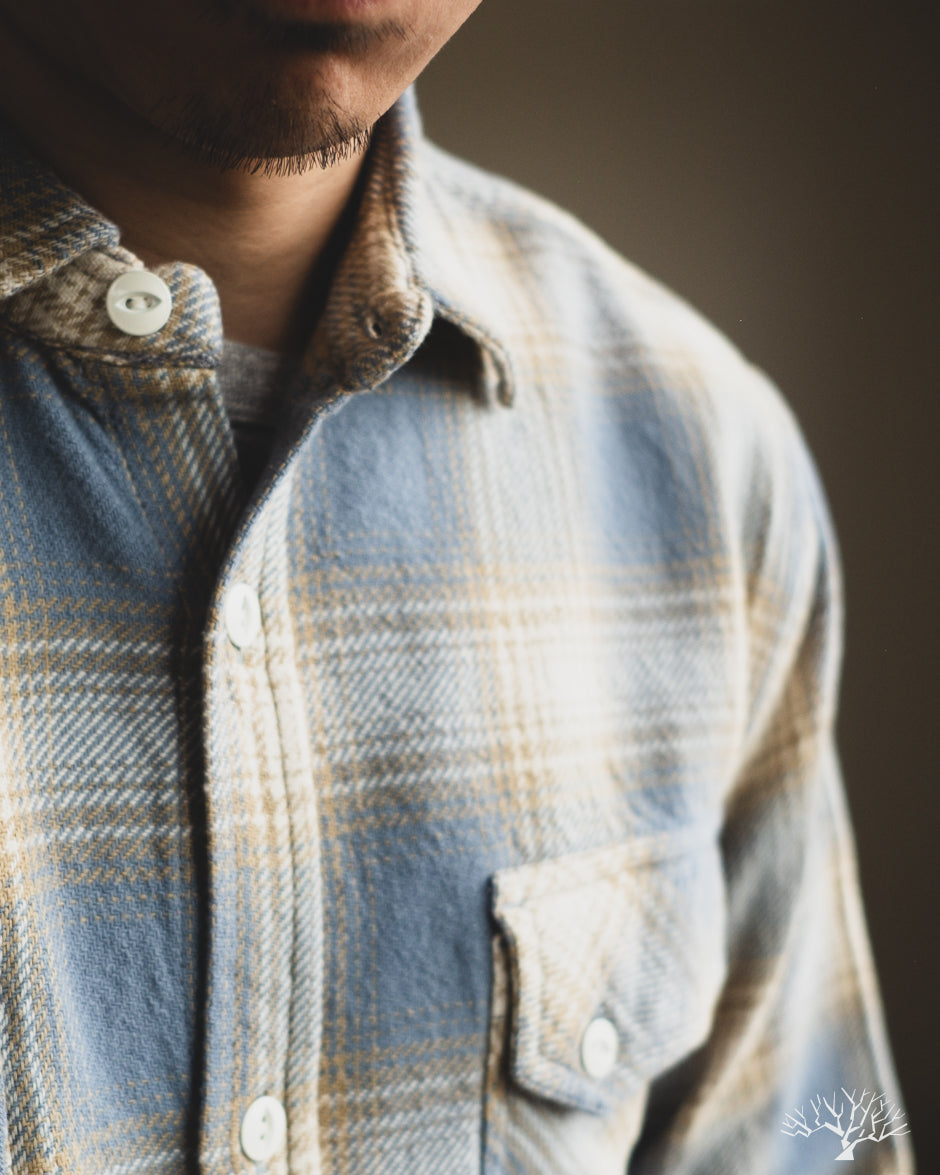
top-left (106, 270), bottom-right (173, 336)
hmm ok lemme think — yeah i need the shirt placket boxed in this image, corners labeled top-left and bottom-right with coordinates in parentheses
top-left (201, 473), bottom-right (324, 1175)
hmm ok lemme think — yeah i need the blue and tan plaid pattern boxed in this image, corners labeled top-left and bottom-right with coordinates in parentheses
top-left (0, 91), bottom-right (913, 1173)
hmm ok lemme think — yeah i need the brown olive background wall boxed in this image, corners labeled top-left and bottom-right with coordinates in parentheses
top-left (419, 2), bottom-right (938, 1168)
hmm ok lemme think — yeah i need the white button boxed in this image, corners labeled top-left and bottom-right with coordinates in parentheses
top-left (106, 270), bottom-right (173, 336)
top-left (240, 1095), bottom-right (287, 1163)
top-left (224, 583), bottom-right (262, 649)
top-left (580, 1016), bottom-right (619, 1079)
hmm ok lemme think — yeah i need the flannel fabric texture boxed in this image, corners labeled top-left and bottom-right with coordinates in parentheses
top-left (0, 90), bottom-right (913, 1174)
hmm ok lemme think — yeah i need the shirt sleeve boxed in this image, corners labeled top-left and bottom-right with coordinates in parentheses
top-left (627, 400), bottom-right (916, 1174)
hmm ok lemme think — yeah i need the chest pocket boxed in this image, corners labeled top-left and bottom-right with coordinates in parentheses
top-left (490, 829), bottom-right (727, 1122)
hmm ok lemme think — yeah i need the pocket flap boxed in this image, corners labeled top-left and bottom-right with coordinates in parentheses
top-left (491, 829), bottom-right (726, 1114)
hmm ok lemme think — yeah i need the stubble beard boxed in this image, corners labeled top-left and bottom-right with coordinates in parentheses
top-left (148, 78), bottom-right (373, 178)
top-left (141, 3), bottom-right (411, 176)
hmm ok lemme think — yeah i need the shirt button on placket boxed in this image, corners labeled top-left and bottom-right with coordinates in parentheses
top-left (224, 583), bottom-right (262, 650)
top-left (240, 1095), bottom-right (287, 1163)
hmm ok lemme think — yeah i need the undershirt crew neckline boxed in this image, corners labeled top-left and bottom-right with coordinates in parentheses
top-left (217, 338), bottom-right (299, 489)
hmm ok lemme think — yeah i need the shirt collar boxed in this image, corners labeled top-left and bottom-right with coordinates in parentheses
top-left (335, 89), bottom-right (516, 406)
top-left (0, 90), bottom-right (515, 406)
top-left (0, 119), bottom-right (120, 298)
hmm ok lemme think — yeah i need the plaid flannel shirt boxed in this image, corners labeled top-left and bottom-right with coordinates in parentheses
top-left (0, 90), bottom-right (913, 1174)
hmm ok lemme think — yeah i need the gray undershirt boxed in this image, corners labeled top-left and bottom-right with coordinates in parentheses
top-left (218, 339), bottom-right (298, 488)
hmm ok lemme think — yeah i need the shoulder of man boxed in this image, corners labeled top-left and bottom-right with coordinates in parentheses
top-left (414, 134), bottom-right (832, 592)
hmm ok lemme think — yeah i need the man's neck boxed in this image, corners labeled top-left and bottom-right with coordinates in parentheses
top-left (0, 19), bottom-right (367, 355)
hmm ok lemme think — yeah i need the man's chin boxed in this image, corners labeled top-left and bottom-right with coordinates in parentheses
top-left (165, 125), bottom-right (373, 178)
top-left (147, 83), bottom-right (374, 177)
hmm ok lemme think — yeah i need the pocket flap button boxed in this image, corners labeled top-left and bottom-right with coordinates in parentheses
top-left (580, 1016), bottom-right (619, 1079)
